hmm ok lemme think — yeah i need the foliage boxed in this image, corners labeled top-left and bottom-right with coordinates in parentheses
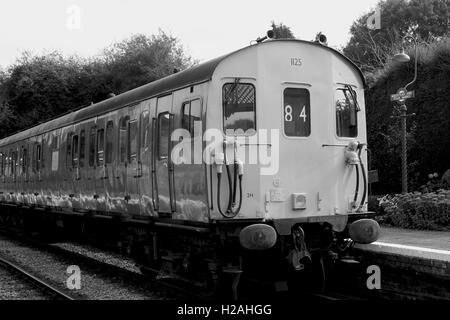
top-left (419, 172), bottom-right (448, 193)
top-left (366, 37), bottom-right (450, 194)
top-left (343, 0), bottom-right (450, 73)
top-left (270, 21), bottom-right (295, 39)
top-left (376, 190), bottom-right (450, 230)
top-left (0, 30), bottom-right (194, 138)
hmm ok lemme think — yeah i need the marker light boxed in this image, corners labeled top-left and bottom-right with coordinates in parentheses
top-left (348, 219), bottom-right (380, 244)
top-left (239, 224), bottom-right (277, 250)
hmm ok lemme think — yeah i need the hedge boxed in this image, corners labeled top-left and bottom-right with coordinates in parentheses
top-left (375, 190), bottom-right (450, 231)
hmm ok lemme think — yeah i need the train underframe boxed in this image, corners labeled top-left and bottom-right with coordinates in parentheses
top-left (0, 203), bottom-right (372, 298)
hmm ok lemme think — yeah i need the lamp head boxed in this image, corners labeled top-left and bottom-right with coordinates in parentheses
top-left (393, 50), bottom-right (411, 63)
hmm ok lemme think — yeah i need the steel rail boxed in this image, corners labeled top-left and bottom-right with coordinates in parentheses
top-left (0, 227), bottom-right (209, 300)
top-left (0, 255), bottom-right (75, 300)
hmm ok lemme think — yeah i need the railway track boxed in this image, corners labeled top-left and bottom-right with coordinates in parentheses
top-left (0, 227), bottom-right (211, 300)
top-left (0, 227), bottom-right (371, 300)
top-left (0, 255), bottom-right (75, 300)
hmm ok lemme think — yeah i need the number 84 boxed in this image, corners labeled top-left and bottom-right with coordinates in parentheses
top-left (285, 105), bottom-right (307, 122)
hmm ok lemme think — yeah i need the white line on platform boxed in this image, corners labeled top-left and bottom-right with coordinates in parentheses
top-left (373, 241), bottom-right (450, 256)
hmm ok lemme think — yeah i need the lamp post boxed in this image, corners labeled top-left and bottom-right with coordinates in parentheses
top-left (390, 35), bottom-right (418, 194)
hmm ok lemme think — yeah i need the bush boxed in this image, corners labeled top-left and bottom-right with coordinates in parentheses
top-left (376, 190), bottom-right (450, 231)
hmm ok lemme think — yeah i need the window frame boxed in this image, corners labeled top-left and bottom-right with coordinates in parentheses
top-left (157, 111), bottom-right (171, 160)
top-left (222, 82), bottom-right (257, 136)
top-left (79, 129), bottom-right (86, 168)
top-left (119, 116), bottom-right (130, 164)
top-left (282, 87), bottom-right (312, 138)
top-left (128, 119), bottom-right (139, 163)
top-left (105, 121), bottom-right (114, 164)
top-left (140, 111), bottom-right (150, 151)
top-left (96, 128), bottom-right (105, 166)
top-left (66, 132), bottom-right (73, 168)
top-left (88, 126), bottom-right (96, 167)
top-left (335, 86), bottom-right (358, 139)
top-left (72, 134), bottom-right (79, 168)
top-left (0, 152), bottom-right (3, 177)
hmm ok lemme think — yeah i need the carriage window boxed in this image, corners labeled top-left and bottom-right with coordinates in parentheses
top-left (182, 102), bottom-right (190, 131)
top-left (223, 83), bottom-right (256, 134)
top-left (79, 130), bottom-right (86, 168)
top-left (336, 88), bottom-right (358, 137)
top-left (0, 153), bottom-right (3, 177)
top-left (283, 88), bottom-right (311, 137)
top-left (119, 116), bottom-right (129, 163)
top-left (72, 135), bottom-right (79, 167)
top-left (182, 99), bottom-right (202, 137)
top-left (128, 120), bottom-right (138, 162)
top-left (66, 133), bottom-right (72, 168)
top-left (158, 112), bottom-right (170, 159)
top-left (140, 111), bottom-right (150, 149)
top-left (22, 148), bottom-right (27, 174)
top-left (51, 135), bottom-right (59, 150)
top-left (36, 145), bottom-right (42, 170)
top-left (12, 150), bottom-right (18, 177)
top-left (7, 151), bottom-right (11, 176)
top-left (97, 129), bottom-right (104, 165)
top-left (89, 127), bottom-right (96, 167)
top-left (105, 121), bottom-right (114, 164)
top-left (41, 139), bottom-right (45, 169)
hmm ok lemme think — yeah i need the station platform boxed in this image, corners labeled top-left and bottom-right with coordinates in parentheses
top-left (351, 227), bottom-right (449, 298)
top-left (354, 226), bottom-right (450, 263)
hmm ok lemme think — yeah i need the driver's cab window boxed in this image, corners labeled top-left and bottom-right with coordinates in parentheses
top-left (335, 87), bottom-right (359, 137)
top-left (222, 81), bottom-right (256, 135)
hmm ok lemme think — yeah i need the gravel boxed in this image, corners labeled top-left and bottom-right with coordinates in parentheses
top-left (0, 265), bottom-right (50, 300)
top-left (52, 242), bottom-right (142, 274)
top-left (0, 235), bottom-right (180, 300)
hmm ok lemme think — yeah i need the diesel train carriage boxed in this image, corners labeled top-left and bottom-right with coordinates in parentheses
top-left (0, 36), bottom-right (380, 296)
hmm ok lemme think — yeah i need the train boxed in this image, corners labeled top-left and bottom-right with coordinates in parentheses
top-left (0, 32), bottom-right (380, 296)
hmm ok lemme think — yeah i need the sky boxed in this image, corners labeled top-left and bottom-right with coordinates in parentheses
top-left (0, 0), bottom-right (380, 68)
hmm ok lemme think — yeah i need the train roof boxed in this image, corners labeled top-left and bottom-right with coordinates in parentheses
top-left (0, 39), bottom-right (365, 148)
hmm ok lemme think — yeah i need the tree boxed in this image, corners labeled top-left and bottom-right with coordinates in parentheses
top-left (271, 21), bottom-right (295, 39)
top-left (102, 30), bottom-right (195, 93)
top-left (344, 0), bottom-right (450, 73)
top-left (0, 30), bottom-right (193, 138)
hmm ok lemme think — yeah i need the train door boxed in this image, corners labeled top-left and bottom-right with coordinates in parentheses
top-left (33, 136), bottom-right (44, 207)
top-left (42, 133), bottom-right (52, 207)
top-left (23, 139), bottom-right (32, 205)
top-left (113, 110), bottom-right (128, 215)
top-left (20, 142), bottom-right (30, 205)
top-left (0, 150), bottom-right (4, 202)
top-left (61, 126), bottom-right (74, 210)
top-left (47, 130), bottom-right (61, 208)
top-left (72, 122), bottom-right (89, 211)
top-left (93, 116), bottom-right (107, 213)
top-left (11, 144), bottom-right (18, 203)
top-left (154, 94), bottom-right (175, 215)
top-left (17, 143), bottom-right (25, 204)
top-left (85, 123), bottom-right (97, 211)
top-left (29, 137), bottom-right (37, 206)
top-left (172, 97), bottom-right (209, 221)
top-left (138, 100), bottom-right (155, 217)
top-left (69, 127), bottom-right (81, 210)
top-left (126, 103), bottom-right (142, 215)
